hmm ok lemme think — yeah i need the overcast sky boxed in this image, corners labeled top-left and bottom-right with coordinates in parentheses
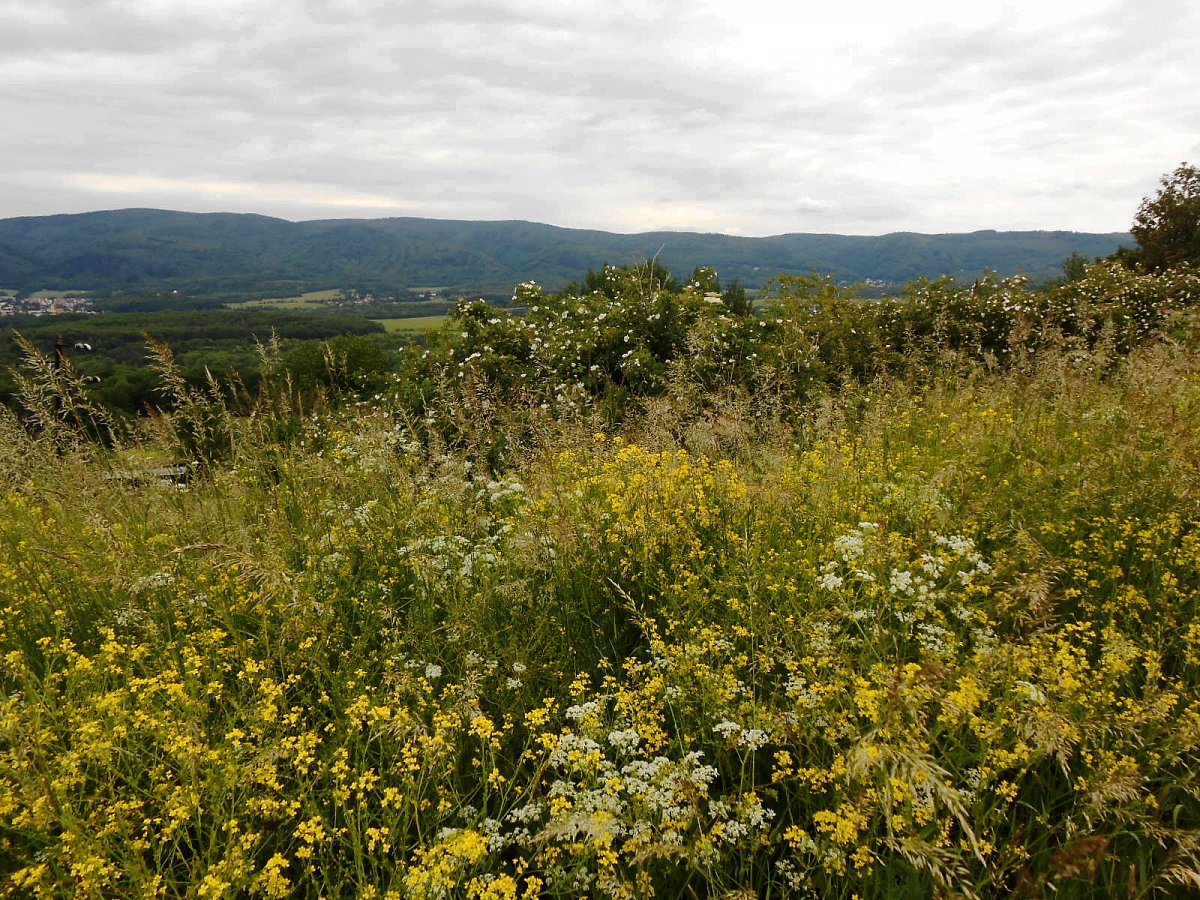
top-left (3, 0), bottom-right (1197, 235)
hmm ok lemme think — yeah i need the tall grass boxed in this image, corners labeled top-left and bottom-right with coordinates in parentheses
top-left (2, 279), bottom-right (1200, 897)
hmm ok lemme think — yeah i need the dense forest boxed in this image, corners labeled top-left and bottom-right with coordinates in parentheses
top-left (1, 165), bottom-right (1198, 898)
top-left (0, 208), bottom-right (1130, 297)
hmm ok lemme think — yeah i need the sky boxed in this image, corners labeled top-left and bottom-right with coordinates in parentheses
top-left (2, 0), bottom-right (1197, 236)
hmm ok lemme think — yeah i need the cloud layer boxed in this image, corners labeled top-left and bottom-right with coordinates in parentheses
top-left (3, 0), bottom-right (1197, 234)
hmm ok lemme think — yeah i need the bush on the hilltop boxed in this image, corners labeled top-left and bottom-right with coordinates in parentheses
top-left (393, 258), bottom-right (1200, 465)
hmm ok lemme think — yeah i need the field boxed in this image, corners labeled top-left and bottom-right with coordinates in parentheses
top-left (373, 315), bottom-right (450, 333)
top-left (0, 288), bottom-right (90, 299)
top-left (228, 289), bottom-right (345, 310)
top-left (28, 289), bottom-right (88, 299)
top-left (2, 259), bottom-right (1200, 898)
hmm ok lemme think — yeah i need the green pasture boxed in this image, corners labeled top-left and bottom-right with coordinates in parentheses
top-left (28, 289), bottom-right (88, 298)
top-left (373, 315), bottom-right (449, 333)
top-left (228, 289), bottom-right (344, 310)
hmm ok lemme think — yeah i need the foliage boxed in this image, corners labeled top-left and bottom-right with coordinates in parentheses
top-left (2, 318), bottom-right (1200, 896)
top-left (0, 208), bottom-right (1131, 297)
top-left (142, 337), bottom-right (238, 467)
top-left (280, 333), bottom-right (396, 397)
top-left (5, 332), bottom-right (122, 453)
top-left (1127, 162), bottom-right (1200, 272)
top-left (395, 261), bottom-right (1200, 461)
top-left (1060, 251), bottom-right (1089, 282)
top-left (1, 310), bottom-right (392, 414)
top-left (393, 262), bottom-right (778, 456)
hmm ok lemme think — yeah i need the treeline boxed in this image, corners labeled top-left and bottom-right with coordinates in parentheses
top-left (0, 207), bottom-right (1129, 297)
top-left (1, 310), bottom-right (392, 414)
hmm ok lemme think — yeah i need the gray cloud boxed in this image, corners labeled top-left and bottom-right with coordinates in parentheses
top-left (2, 0), bottom-right (1196, 234)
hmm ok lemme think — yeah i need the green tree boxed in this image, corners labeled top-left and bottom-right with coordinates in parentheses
top-left (281, 334), bottom-right (393, 396)
top-left (1060, 251), bottom-right (1089, 282)
top-left (688, 266), bottom-right (721, 293)
top-left (721, 280), bottom-right (751, 316)
top-left (1128, 162), bottom-right (1200, 271)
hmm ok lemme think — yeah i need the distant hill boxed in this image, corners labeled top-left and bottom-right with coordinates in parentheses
top-left (0, 208), bottom-right (1132, 297)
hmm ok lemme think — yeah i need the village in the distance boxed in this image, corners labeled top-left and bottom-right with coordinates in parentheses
top-left (0, 292), bottom-right (94, 317)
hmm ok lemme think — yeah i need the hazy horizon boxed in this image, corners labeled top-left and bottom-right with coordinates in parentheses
top-left (0, 205), bottom-right (1134, 240)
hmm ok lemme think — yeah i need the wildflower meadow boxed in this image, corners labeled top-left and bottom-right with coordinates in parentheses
top-left (2, 255), bottom-right (1200, 898)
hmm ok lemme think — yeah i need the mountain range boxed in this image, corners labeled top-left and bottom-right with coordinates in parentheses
top-left (0, 208), bottom-right (1132, 298)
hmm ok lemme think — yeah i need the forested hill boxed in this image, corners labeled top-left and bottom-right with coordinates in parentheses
top-left (0, 208), bottom-right (1131, 296)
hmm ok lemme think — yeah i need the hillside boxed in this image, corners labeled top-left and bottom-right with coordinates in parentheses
top-left (0, 208), bottom-right (1130, 296)
top-left (2, 255), bottom-right (1199, 897)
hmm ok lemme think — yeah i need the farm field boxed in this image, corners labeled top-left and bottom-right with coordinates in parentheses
top-left (28, 289), bottom-right (89, 299)
top-left (2, 236), bottom-right (1200, 896)
top-left (229, 289), bottom-right (344, 310)
top-left (373, 314), bottom-right (450, 333)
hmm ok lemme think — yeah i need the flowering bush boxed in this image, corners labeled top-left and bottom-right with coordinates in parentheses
top-left (391, 261), bottom-right (1200, 466)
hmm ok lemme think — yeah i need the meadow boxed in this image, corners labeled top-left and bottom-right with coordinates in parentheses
top-left (374, 316), bottom-right (450, 334)
top-left (228, 290), bottom-right (346, 311)
top-left (1, 258), bottom-right (1199, 898)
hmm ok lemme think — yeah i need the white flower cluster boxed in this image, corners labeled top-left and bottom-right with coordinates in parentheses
top-left (817, 525), bottom-right (997, 659)
top-left (712, 720), bottom-right (772, 751)
top-left (399, 531), bottom-right (507, 587)
top-left (819, 521), bottom-right (880, 589)
top-left (478, 478), bottom-right (525, 507)
top-left (129, 570), bottom-right (176, 593)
